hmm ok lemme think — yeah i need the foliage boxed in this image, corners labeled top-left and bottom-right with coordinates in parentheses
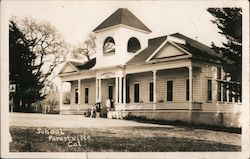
top-left (16, 17), bottom-right (68, 95)
top-left (43, 91), bottom-right (60, 113)
top-left (72, 33), bottom-right (96, 61)
top-left (207, 8), bottom-right (242, 100)
top-left (9, 20), bottom-right (44, 111)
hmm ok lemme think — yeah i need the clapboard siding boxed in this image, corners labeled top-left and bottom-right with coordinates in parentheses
top-left (127, 68), bottom-right (202, 103)
top-left (81, 78), bottom-right (96, 105)
top-left (200, 64), bottom-right (218, 103)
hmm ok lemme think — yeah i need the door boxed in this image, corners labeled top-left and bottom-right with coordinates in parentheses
top-left (108, 85), bottom-right (113, 100)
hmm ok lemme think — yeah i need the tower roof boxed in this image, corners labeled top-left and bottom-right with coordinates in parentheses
top-left (93, 8), bottom-right (152, 33)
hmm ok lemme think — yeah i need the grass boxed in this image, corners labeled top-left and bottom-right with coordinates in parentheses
top-left (10, 126), bottom-right (241, 152)
top-left (124, 115), bottom-right (241, 134)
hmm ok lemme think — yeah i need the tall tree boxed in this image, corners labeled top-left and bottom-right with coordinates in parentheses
top-left (207, 8), bottom-right (242, 100)
top-left (72, 33), bottom-right (96, 61)
top-left (17, 17), bottom-right (68, 95)
top-left (9, 20), bottom-right (43, 111)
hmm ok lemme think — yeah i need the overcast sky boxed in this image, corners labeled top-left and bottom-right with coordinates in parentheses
top-left (2, 0), bottom-right (246, 90)
top-left (3, 0), bottom-right (245, 47)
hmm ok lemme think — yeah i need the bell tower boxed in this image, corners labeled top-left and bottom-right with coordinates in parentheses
top-left (92, 8), bottom-right (152, 69)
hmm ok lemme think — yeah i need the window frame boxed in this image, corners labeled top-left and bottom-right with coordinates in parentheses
top-left (134, 82), bottom-right (140, 103)
top-left (75, 89), bottom-right (79, 104)
top-left (186, 79), bottom-right (189, 101)
top-left (166, 80), bottom-right (174, 102)
top-left (84, 87), bottom-right (89, 104)
top-left (149, 82), bottom-right (154, 102)
top-left (103, 37), bottom-right (115, 55)
top-left (207, 79), bottom-right (212, 102)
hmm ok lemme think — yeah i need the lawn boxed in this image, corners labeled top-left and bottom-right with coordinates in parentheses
top-left (10, 126), bottom-right (241, 152)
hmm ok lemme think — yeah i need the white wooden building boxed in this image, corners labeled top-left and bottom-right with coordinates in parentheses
top-left (58, 8), bottom-right (241, 127)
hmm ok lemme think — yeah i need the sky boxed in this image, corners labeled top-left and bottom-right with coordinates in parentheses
top-left (2, 0), bottom-right (246, 90)
top-left (3, 0), bottom-right (238, 46)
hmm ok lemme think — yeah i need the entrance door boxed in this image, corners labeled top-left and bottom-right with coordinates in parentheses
top-left (108, 85), bottom-right (113, 100)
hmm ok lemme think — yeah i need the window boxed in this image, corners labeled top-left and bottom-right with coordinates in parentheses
top-left (126, 84), bottom-right (130, 103)
top-left (217, 67), bottom-right (221, 79)
top-left (217, 82), bottom-right (221, 101)
top-left (127, 37), bottom-right (141, 53)
top-left (186, 79), bottom-right (189, 101)
top-left (103, 37), bottom-right (115, 54)
top-left (85, 88), bottom-right (89, 104)
top-left (149, 82), bottom-right (153, 102)
top-left (167, 80), bottom-right (173, 101)
top-left (108, 85), bottom-right (113, 100)
top-left (75, 89), bottom-right (79, 104)
top-left (207, 79), bottom-right (212, 101)
top-left (134, 83), bottom-right (140, 103)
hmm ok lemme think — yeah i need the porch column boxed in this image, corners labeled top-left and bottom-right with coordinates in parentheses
top-left (96, 78), bottom-right (98, 102)
top-left (123, 75), bottom-right (126, 111)
top-left (78, 79), bottom-right (81, 113)
top-left (60, 81), bottom-right (63, 114)
top-left (189, 65), bottom-right (193, 110)
top-left (99, 79), bottom-right (102, 102)
top-left (153, 70), bottom-right (157, 110)
top-left (119, 77), bottom-right (122, 103)
top-left (226, 86), bottom-right (230, 103)
top-left (221, 83), bottom-right (224, 103)
top-left (115, 77), bottom-right (118, 104)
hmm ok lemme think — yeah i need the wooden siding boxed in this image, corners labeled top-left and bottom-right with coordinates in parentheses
top-left (70, 79), bottom-right (96, 105)
top-left (127, 68), bottom-right (202, 104)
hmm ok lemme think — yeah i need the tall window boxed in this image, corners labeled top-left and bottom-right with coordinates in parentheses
top-left (217, 82), bottom-right (221, 101)
top-left (207, 79), bottom-right (212, 101)
top-left (167, 80), bottom-right (173, 101)
top-left (108, 85), bottom-right (113, 100)
top-left (149, 82), bottom-right (153, 102)
top-left (85, 88), bottom-right (89, 104)
top-left (186, 79), bottom-right (189, 101)
top-left (217, 67), bottom-right (221, 79)
top-left (134, 83), bottom-right (140, 103)
top-left (75, 89), bottom-right (79, 104)
top-left (126, 84), bottom-right (130, 103)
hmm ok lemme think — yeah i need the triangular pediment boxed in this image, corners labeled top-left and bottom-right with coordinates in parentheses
top-left (152, 42), bottom-right (187, 60)
top-left (59, 62), bottom-right (78, 74)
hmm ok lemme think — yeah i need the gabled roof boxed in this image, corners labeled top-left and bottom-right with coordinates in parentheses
top-left (68, 58), bottom-right (96, 71)
top-left (93, 8), bottom-right (152, 33)
top-left (126, 33), bottom-right (221, 65)
top-left (126, 36), bottom-right (168, 65)
top-left (169, 33), bottom-right (221, 62)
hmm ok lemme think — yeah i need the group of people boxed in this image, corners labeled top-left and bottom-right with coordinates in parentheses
top-left (88, 98), bottom-right (115, 118)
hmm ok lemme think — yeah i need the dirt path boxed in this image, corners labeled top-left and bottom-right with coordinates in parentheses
top-left (9, 113), bottom-right (241, 146)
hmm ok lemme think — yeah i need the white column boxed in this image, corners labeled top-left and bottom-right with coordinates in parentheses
top-left (123, 76), bottom-right (126, 112)
top-left (60, 81), bottom-right (63, 114)
top-left (115, 77), bottom-right (118, 104)
top-left (78, 79), bottom-right (81, 113)
top-left (226, 86), bottom-right (230, 103)
top-left (221, 83), bottom-right (224, 102)
top-left (153, 70), bottom-right (157, 110)
top-left (123, 76), bottom-right (126, 104)
top-left (189, 65), bottom-right (193, 110)
top-left (119, 77), bottom-right (122, 104)
top-left (99, 79), bottom-right (102, 102)
top-left (96, 78), bottom-right (98, 102)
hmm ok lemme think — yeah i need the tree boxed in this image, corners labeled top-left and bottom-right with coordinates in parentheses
top-left (16, 17), bottom-right (68, 95)
top-left (9, 20), bottom-right (43, 111)
top-left (72, 33), bottom-right (96, 61)
top-left (207, 8), bottom-right (242, 100)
